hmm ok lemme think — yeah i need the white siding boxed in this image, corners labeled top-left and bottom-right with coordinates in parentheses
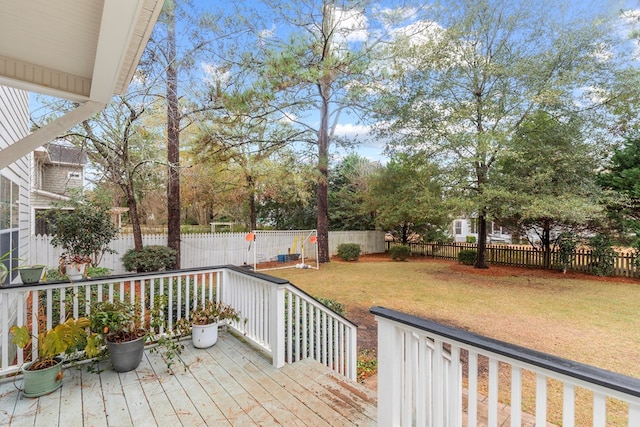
top-left (0, 85), bottom-right (30, 365)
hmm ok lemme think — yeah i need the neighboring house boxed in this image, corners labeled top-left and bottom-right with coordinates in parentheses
top-left (452, 217), bottom-right (512, 243)
top-left (31, 141), bottom-right (87, 235)
top-left (0, 85), bottom-right (30, 283)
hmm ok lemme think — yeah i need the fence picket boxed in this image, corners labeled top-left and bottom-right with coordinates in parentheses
top-left (31, 230), bottom-right (386, 275)
top-left (387, 242), bottom-right (639, 279)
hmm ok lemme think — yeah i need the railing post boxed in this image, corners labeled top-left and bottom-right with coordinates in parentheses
top-left (270, 283), bottom-right (286, 369)
top-left (375, 315), bottom-right (402, 426)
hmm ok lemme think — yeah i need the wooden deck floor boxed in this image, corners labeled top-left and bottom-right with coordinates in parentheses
top-left (0, 332), bottom-right (377, 426)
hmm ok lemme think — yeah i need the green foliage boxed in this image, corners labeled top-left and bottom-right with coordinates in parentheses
top-left (357, 349), bottom-right (377, 383)
top-left (589, 234), bottom-right (616, 277)
top-left (11, 318), bottom-right (91, 369)
top-left (598, 135), bottom-right (640, 233)
top-left (389, 245), bottom-right (411, 261)
top-left (365, 154), bottom-right (448, 244)
top-left (46, 197), bottom-right (118, 266)
top-left (458, 249), bottom-right (478, 266)
top-left (122, 245), bottom-right (177, 272)
top-left (314, 297), bottom-right (346, 316)
top-left (555, 232), bottom-right (579, 273)
top-left (337, 243), bottom-right (361, 262)
top-left (466, 235), bottom-right (477, 243)
top-left (329, 154), bottom-right (379, 231)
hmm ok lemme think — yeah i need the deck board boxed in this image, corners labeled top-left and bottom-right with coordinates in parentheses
top-left (0, 331), bottom-right (377, 426)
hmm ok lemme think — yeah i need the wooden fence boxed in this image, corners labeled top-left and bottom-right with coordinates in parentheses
top-left (388, 242), bottom-right (640, 278)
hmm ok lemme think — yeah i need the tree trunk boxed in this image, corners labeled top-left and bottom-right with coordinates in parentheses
top-left (475, 213), bottom-right (489, 269)
top-left (125, 184), bottom-right (143, 251)
top-left (166, 3), bottom-right (181, 268)
top-left (542, 221), bottom-right (551, 269)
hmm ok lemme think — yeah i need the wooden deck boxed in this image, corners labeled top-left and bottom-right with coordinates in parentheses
top-left (0, 331), bottom-right (377, 426)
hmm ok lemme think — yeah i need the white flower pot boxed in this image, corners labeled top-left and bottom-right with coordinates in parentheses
top-left (192, 322), bottom-right (219, 348)
top-left (66, 263), bottom-right (86, 281)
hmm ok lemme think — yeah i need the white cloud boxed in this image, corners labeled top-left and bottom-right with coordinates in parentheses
top-left (201, 63), bottom-right (231, 85)
top-left (333, 123), bottom-right (385, 149)
top-left (333, 7), bottom-right (369, 43)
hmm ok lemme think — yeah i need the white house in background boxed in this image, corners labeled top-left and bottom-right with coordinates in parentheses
top-left (451, 217), bottom-right (512, 243)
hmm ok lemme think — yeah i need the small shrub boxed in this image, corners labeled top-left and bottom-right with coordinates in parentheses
top-left (337, 243), bottom-right (361, 261)
top-left (589, 234), bottom-right (615, 277)
top-left (315, 296), bottom-right (346, 316)
top-left (466, 235), bottom-right (476, 243)
top-left (122, 245), bottom-right (177, 272)
top-left (389, 245), bottom-right (411, 261)
top-left (458, 249), bottom-right (477, 266)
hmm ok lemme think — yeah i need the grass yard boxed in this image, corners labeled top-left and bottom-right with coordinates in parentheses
top-left (273, 254), bottom-right (640, 426)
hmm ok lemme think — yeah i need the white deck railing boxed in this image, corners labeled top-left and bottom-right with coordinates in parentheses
top-left (372, 306), bottom-right (640, 427)
top-left (0, 266), bottom-right (357, 381)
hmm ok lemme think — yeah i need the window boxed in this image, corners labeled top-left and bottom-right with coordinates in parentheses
top-left (470, 218), bottom-right (478, 234)
top-left (454, 220), bottom-right (462, 235)
top-left (487, 221), bottom-right (494, 235)
top-left (0, 175), bottom-right (20, 284)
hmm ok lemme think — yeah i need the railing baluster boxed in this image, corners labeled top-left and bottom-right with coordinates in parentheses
top-left (294, 294), bottom-right (300, 362)
top-left (536, 374), bottom-right (547, 426)
top-left (488, 358), bottom-right (499, 427)
top-left (468, 350), bottom-right (478, 427)
top-left (563, 382), bottom-right (575, 427)
top-left (593, 392), bottom-right (606, 427)
top-left (46, 288), bottom-right (53, 329)
top-left (511, 366), bottom-right (522, 427)
top-left (59, 288), bottom-right (66, 322)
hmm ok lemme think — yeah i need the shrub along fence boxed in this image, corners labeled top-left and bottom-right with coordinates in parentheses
top-left (387, 241), bottom-right (640, 278)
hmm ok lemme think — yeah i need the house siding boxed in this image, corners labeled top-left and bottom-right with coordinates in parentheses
top-left (41, 164), bottom-right (83, 194)
top-left (0, 85), bottom-right (30, 364)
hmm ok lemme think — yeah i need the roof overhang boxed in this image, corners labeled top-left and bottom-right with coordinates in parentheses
top-left (0, 0), bottom-right (163, 170)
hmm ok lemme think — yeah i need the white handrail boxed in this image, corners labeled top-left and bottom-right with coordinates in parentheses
top-left (372, 306), bottom-right (640, 427)
top-left (0, 266), bottom-right (358, 382)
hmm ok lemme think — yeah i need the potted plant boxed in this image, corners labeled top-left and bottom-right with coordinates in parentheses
top-left (177, 300), bottom-right (240, 348)
top-left (88, 300), bottom-right (147, 372)
top-left (46, 196), bottom-right (118, 281)
top-left (17, 264), bottom-right (46, 284)
top-left (10, 317), bottom-right (91, 397)
top-left (61, 255), bottom-right (92, 281)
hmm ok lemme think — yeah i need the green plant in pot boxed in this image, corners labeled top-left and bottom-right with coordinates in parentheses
top-left (10, 317), bottom-right (91, 397)
top-left (176, 300), bottom-right (240, 349)
top-left (88, 300), bottom-right (147, 372)
top-left (88, 297), bottom-right (185, 372)
top-left (45, 196), bottom-right (118, 281)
